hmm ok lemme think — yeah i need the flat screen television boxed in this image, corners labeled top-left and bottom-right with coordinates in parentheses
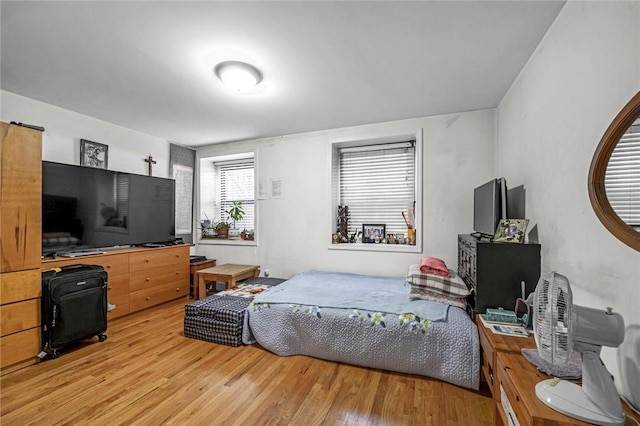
top-left (42, 161), bottom-right (175, 256)
top-left (472, 177), bottom-right (507, 240)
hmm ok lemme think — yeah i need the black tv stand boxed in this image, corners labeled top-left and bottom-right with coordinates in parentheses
top-left (458, 234), bottom-right (540, 315)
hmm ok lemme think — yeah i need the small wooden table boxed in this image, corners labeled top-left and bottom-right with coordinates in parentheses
top-left (196, 264), bottom-right (260, 300)
top-left (190, 259), bottom-right (216, 299)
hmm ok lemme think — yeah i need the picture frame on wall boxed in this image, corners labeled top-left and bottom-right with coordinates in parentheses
top-left (80, 139), bottom-right (108, 169)
top-left (493, 219), bottom-right (529, 243)
top-left (362, 224), bottom-right (386, 243)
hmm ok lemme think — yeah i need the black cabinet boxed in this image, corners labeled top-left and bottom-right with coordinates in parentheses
top-left (458, 234), bottom-right (541, 315)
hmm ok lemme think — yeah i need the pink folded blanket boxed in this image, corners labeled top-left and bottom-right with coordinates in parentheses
top-left (419, 257), bottom-right (450, 277)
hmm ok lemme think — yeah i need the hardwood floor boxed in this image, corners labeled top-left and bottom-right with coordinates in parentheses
top-left (0, 298), bottom-right (493, 425)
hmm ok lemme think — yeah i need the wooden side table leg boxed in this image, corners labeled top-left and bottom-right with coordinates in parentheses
top-left (227, 278), bottom-right (235, 290)
top-left (198, 274), bottom-right (206, 300)
top-left (252, 269), bottom-right (259, 278)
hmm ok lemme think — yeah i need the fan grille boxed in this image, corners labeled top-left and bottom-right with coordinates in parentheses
top-left (533, 272), bottom-right (573, 364)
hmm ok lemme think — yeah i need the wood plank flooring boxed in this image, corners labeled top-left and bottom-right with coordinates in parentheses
top-left (0, 298), bottom-right (493, 425)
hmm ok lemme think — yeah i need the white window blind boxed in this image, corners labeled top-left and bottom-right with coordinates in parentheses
top-left (339, 142), bottom-right (415, 235)
top-left (215, 158), bottom-right (255, 230)
top-left (605, 120), bottom-right (640, 230)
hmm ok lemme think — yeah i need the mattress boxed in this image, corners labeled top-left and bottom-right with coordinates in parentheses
top-left (244, 270), bottom-right (480, 390)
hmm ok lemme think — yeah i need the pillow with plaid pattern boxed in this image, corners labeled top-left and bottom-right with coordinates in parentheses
top-left (406, 264), bottom-right (471, 297)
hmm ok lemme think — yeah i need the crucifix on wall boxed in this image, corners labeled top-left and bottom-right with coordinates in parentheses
top-left (144, 155), bottom-right (156, 176)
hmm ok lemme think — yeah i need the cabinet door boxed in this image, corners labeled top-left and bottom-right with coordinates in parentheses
top-left (1, 123), bottom-right (42, 273)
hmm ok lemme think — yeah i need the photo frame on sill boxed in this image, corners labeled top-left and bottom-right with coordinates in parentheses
top-left (493, 219), bottom-right (529, 243)
top-left (362, 224), bottom-right (385, 243)
top-left (80, 139), bottom-right (108, 169)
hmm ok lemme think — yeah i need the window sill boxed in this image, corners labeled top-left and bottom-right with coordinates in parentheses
top-left (198, 237), bottom-right (257, 247)
top-left (327, 242), bottom-right (421, 253)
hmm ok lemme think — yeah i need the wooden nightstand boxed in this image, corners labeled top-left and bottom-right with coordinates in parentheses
top-left (190, 259), bottom-right (216, 298)
top-left (476, 315), bottom-right (536, 398)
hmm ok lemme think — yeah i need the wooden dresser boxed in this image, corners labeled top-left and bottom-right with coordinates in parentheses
top-left (476, 315), bottom-right (536, 398)
top-left (42, 245), bottom-right (190, 319)
top-left (0, 122), bottom-right (43, 374)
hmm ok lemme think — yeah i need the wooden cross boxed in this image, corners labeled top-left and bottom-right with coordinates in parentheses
top-left (144, 155), bottom-right (156, 176)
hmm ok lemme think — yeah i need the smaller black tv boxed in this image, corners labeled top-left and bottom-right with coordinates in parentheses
top-left (472, 178), bottom-right (507, 240)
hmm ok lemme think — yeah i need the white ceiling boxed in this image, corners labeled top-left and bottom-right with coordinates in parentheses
top-left (0, 1), bottom-right (565, 146)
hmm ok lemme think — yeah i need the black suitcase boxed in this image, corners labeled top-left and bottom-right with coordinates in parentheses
top-left (40, 264), bottom-right (108, 359)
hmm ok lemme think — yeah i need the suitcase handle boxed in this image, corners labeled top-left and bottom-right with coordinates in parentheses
top-left (48, 264), bottom-right (103, 273)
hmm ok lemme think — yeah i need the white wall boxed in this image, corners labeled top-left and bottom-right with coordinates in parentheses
top-left (497, 1), bottom-right (640, 407)
top-left (1, 88), bottom-right (496, 279)
top-left (195, 109), bottom-right (496, 279)
top-left (1, 90), bottom-right (172, 177)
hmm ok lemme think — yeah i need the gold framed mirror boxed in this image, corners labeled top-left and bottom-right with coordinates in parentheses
top-left (588, 91), bottom-right (640, 251)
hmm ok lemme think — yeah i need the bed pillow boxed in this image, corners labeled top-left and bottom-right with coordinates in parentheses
top-left (408, 286), bottom-right (468, 310)
top-left (406, 264), bottom-right (471, 297)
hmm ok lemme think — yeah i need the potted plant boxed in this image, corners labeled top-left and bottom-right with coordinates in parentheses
top-left (198, 216), bottom-right (213, 238)
top-left (225, 201), bottom-right (244, 228)
top-left (214, 221), bottom-right (230, 238)
top-left (225, 201), bottom-right (244, 237)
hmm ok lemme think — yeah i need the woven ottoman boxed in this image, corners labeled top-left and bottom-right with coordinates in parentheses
top-left (184, 277), bottom-right (286, 347)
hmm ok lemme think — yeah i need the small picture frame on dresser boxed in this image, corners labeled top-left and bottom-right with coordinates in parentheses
top-left (493, 219), bottom-right (529, 243)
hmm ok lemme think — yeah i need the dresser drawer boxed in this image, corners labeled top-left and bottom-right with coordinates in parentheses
top-left (107, 274), bottom-right (130, 300)
top-left (129, 263), bottom-right (189, 292)
top-left (0, 299), bottom-right (40, 337)
top-left (129, 246), bottom-right (189, 272)
top-left (0, 270), bottom-right (41, 304)
top-left (43, 253), bottom-right (129, 277)
top-left (106, 274), bottom-right (130, 318)
top-left (129, 281), bottom-right (189, 311)
top-left (0, 327), bottom-right (40, 368)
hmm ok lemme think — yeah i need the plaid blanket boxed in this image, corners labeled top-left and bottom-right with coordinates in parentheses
top-left (406, 264), bottom-right (471, 296)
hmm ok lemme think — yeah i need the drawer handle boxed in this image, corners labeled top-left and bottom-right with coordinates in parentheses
top-left (108, 286), bottom-right (113, 290)
top-left (146, 278), bottom-right (150, 282)
top-left (176, 288), bottom-right (180, 292)
top-left (145, 259), bottom-right (150, 263)
top-left (107, 264), bottom-right (112, 269)
top-left (146, 296), bottom-right (150, 301)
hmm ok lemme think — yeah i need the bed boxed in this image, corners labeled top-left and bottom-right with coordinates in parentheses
top-left (243, 270), bottom-right (480, 390)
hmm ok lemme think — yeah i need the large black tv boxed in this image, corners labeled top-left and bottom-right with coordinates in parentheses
top-left (42, 161), bottom-right (175, 255)
top-left (472, 177), bottom-right (507, 240)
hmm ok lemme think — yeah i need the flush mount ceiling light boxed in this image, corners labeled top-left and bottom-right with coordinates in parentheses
top-left (214, 61), bottom-right (263, 93)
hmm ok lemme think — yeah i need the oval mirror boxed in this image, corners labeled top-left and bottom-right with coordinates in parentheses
top-left (589, 91), bottom-right (640, 251)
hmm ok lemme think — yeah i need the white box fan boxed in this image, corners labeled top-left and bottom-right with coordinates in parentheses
top-left (533, 271), bottom-right (626, 425)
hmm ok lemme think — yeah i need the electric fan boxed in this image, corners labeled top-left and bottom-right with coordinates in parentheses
top-left (532, 271), bottom-right (626, 425)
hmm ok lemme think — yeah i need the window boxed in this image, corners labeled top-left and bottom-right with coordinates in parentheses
top-left (605, 118), bottom-right (640, 231)
top-left (331, 130), bottom-right (422, 250)
top-left (199, 152), bottom-right (255, 241)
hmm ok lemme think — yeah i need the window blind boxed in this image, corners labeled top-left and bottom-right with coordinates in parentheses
top-left (339, 142), bottom-right (415, 235)
top-left (215, 158), bottom-right (255, 230)
top-left (605, 120), bottom-right (640, 230)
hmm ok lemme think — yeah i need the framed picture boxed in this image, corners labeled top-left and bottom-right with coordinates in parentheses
top-left (493, 219), bottom-right (529, 243)
top-left (80, 139), bottom-right (108, 169)
top-left (362, 224), bottom-right (385, 243)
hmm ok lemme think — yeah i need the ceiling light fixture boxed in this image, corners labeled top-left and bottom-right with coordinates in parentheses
top-left (214, 61), bottom-right (263, 93)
